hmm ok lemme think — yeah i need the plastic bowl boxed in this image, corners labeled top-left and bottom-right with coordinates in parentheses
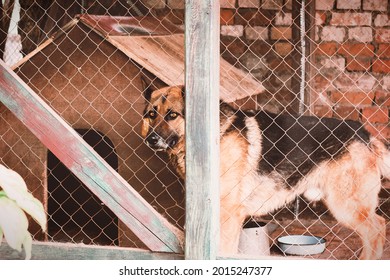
top-left (277, 235), bottom-right (326, 256)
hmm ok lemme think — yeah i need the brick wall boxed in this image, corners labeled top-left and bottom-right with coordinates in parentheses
top-left (142, 0), bottom-right (390, 140)
top-left (314, 0), bottom-right (390, 140)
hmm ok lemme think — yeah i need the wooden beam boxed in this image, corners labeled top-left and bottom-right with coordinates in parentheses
top-left (108, 34), bottom-right (264, 103)
top-left (0, 241), bottom-right (183, 260)
top-left (0, 59), bottom-right (183, 254)
top-left (0, 240), bottom-right (298, 260)
top-left (184, 0), bottom-right (220, 260)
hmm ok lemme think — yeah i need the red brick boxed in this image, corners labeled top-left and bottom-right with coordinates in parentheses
top-left (314, 43), bottom-right (338, 56)
top-left (330, 91), bottom-right (374, 106)
top-left (313, 105), bottom-right (333, 118)
top-left (270, 27), bottom-right (292, 40)
top-left (338, 43), bottom-right (375, 57)
top-left (330, 12), bottom-right (371, 26)
top-left (375, 90), bottom-right (390, 106)
top-left (372, 59), bottom-right (390, 73)
top-left (377, 44), bottom-right (390, 58)
top-left (362, 106), bottom-right (389, 124)
top-left (221, 37), bottom-right (247, 57)
top-left (221, 9), bottom-right (235, 25)
top-left (346, 57), bottom-right (371, 71)
top-left (316, 12), bottom-right (327, 25)
top-left (313, 74), bottom-right (331, 91)
top-left (321, 26), bottom-right (346, 42)
top-left (375, 29), bottom-right (390, 43)
top-left (316, 0), bottom-right (335, 10)
top-left (268, 58), bottom-right (293, 71)
top-left (363, 0), bottom-right (387, 12)
top-left (348, 27), bottom-right (373, 43)
top-left (249, 41), bottom-right (272, 56)
top-left (333, 106), bottom-right (360, 120)
top-left (274, 42), bottom-right (292, 57)
top-left (364, 124), bottom-right (390, 141)
top-left (334, 73), bottom-right (376, 91)
top-left (235, 9), bottom-right (273, 26)
top-left (337, 0), bottom-right (360, 9)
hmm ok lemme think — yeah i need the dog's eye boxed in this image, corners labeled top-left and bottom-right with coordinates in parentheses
top-left (147, 111), bottom-right (156, 119)
top-left (167, 111), bottom-right (178, 120)
top-left (169, 112), bottom-right (178, 119)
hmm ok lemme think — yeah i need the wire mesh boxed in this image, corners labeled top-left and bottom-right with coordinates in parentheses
top-left (0, 0), bottom-right (389, 259)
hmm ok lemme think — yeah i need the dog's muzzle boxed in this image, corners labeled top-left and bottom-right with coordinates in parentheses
top-left (145, 132), bottom-right (178, 151)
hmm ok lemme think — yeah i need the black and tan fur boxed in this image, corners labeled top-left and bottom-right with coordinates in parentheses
top-left (141, 84), bottom-right (389, 259)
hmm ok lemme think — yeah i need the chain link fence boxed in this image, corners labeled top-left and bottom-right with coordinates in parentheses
top-left (0, 0), bottom-right (389, 259)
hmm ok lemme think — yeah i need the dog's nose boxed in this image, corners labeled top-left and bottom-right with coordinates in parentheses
top-left (146, 133), bottom-right (159, 146)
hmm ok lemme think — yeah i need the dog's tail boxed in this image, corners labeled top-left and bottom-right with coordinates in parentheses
top-left (371, 138), bottom-right (390, 179)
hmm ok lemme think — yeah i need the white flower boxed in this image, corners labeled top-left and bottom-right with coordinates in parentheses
top-left (0, 164), bottom-right (46, 259)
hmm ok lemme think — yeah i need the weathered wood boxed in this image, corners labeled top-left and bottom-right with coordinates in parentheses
top-left (80, 14), bottom-right (183, 36)
top-left (184, 0), bottom-right (220, 260)
top-left (0, 241), bottom-right (183, 260)
top-left (0, 59), bottom-right (183, 254)
top-left (13, 14), bottom-right (264, 103)
top-left (0, 240), bottom-right (298, 260)
top-left (108, 34), bottom-right (264, 103)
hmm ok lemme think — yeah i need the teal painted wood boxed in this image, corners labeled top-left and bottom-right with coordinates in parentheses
top-left (0, 60), bottom-right (183, 254)
top-left (184, 1), bottom-right (220, 259)
top-left (0, 241), bottom-right (183, 260)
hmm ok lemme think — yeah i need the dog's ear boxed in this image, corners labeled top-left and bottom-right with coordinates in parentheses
top-left (180, 85), bottom-right (185, 116)
top-left (141, 75), bottom-right (155, 102)
top-left (180, 85), bottom-right (185, 99)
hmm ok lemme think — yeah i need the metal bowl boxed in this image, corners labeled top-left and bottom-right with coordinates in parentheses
top-left (277, 235), bottom-right (326, 256)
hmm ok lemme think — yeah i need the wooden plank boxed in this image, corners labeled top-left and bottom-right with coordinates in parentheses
top-left (184, 0), bottom-right (220, 260)
top-left (0, 240), bottom-right (298, 260)
top-left (79, 14), bottom-right (183, 36)
top-left (0, 241), bottom-right (183, 260)
top-left (108, 34), bottom-right (264, 102)
top-left (0, 241), bottom-right (184, 260)
top-left (0, 60), bottom-right (183, 254)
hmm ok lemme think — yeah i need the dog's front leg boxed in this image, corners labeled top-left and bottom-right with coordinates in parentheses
top-left (219, 211), bottom-right (246, 256)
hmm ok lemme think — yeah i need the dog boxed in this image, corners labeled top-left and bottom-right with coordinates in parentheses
top-left (140, 83), bottom-right (389, 259)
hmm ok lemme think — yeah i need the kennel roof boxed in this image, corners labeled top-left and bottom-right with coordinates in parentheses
top-left (14, 14), bottom-right (264, 103)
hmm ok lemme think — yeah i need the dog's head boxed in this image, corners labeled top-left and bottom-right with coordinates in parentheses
top-left (141, 80), bottom-right (185, 152)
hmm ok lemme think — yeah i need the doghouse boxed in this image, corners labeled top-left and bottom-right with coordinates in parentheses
top-left (2, 14), bottom-right (265, 249)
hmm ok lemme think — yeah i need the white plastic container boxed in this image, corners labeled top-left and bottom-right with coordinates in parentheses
top-left (238, 221), bottom-right (270, 256)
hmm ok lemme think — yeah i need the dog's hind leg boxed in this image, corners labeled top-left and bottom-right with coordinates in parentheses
top-left (325, 195), bottom-right (385, 259)
top-left (354, 214), bottom-right (386, 260)
top-left (322, 164), bottom-right (385, 259)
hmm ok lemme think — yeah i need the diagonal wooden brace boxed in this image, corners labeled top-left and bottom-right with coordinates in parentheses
top-left (0, 59), bottom-right (183, 254)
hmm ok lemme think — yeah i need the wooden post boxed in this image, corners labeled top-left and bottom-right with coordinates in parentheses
top-left (184, 0), bottom-right (220, 259)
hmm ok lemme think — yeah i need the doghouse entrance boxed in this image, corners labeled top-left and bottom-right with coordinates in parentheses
top-left (47, 129), bottom-right (119, 245)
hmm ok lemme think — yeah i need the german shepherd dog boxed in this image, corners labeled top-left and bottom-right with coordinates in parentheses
top-left (141, 84), bottom-right (389, 259)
